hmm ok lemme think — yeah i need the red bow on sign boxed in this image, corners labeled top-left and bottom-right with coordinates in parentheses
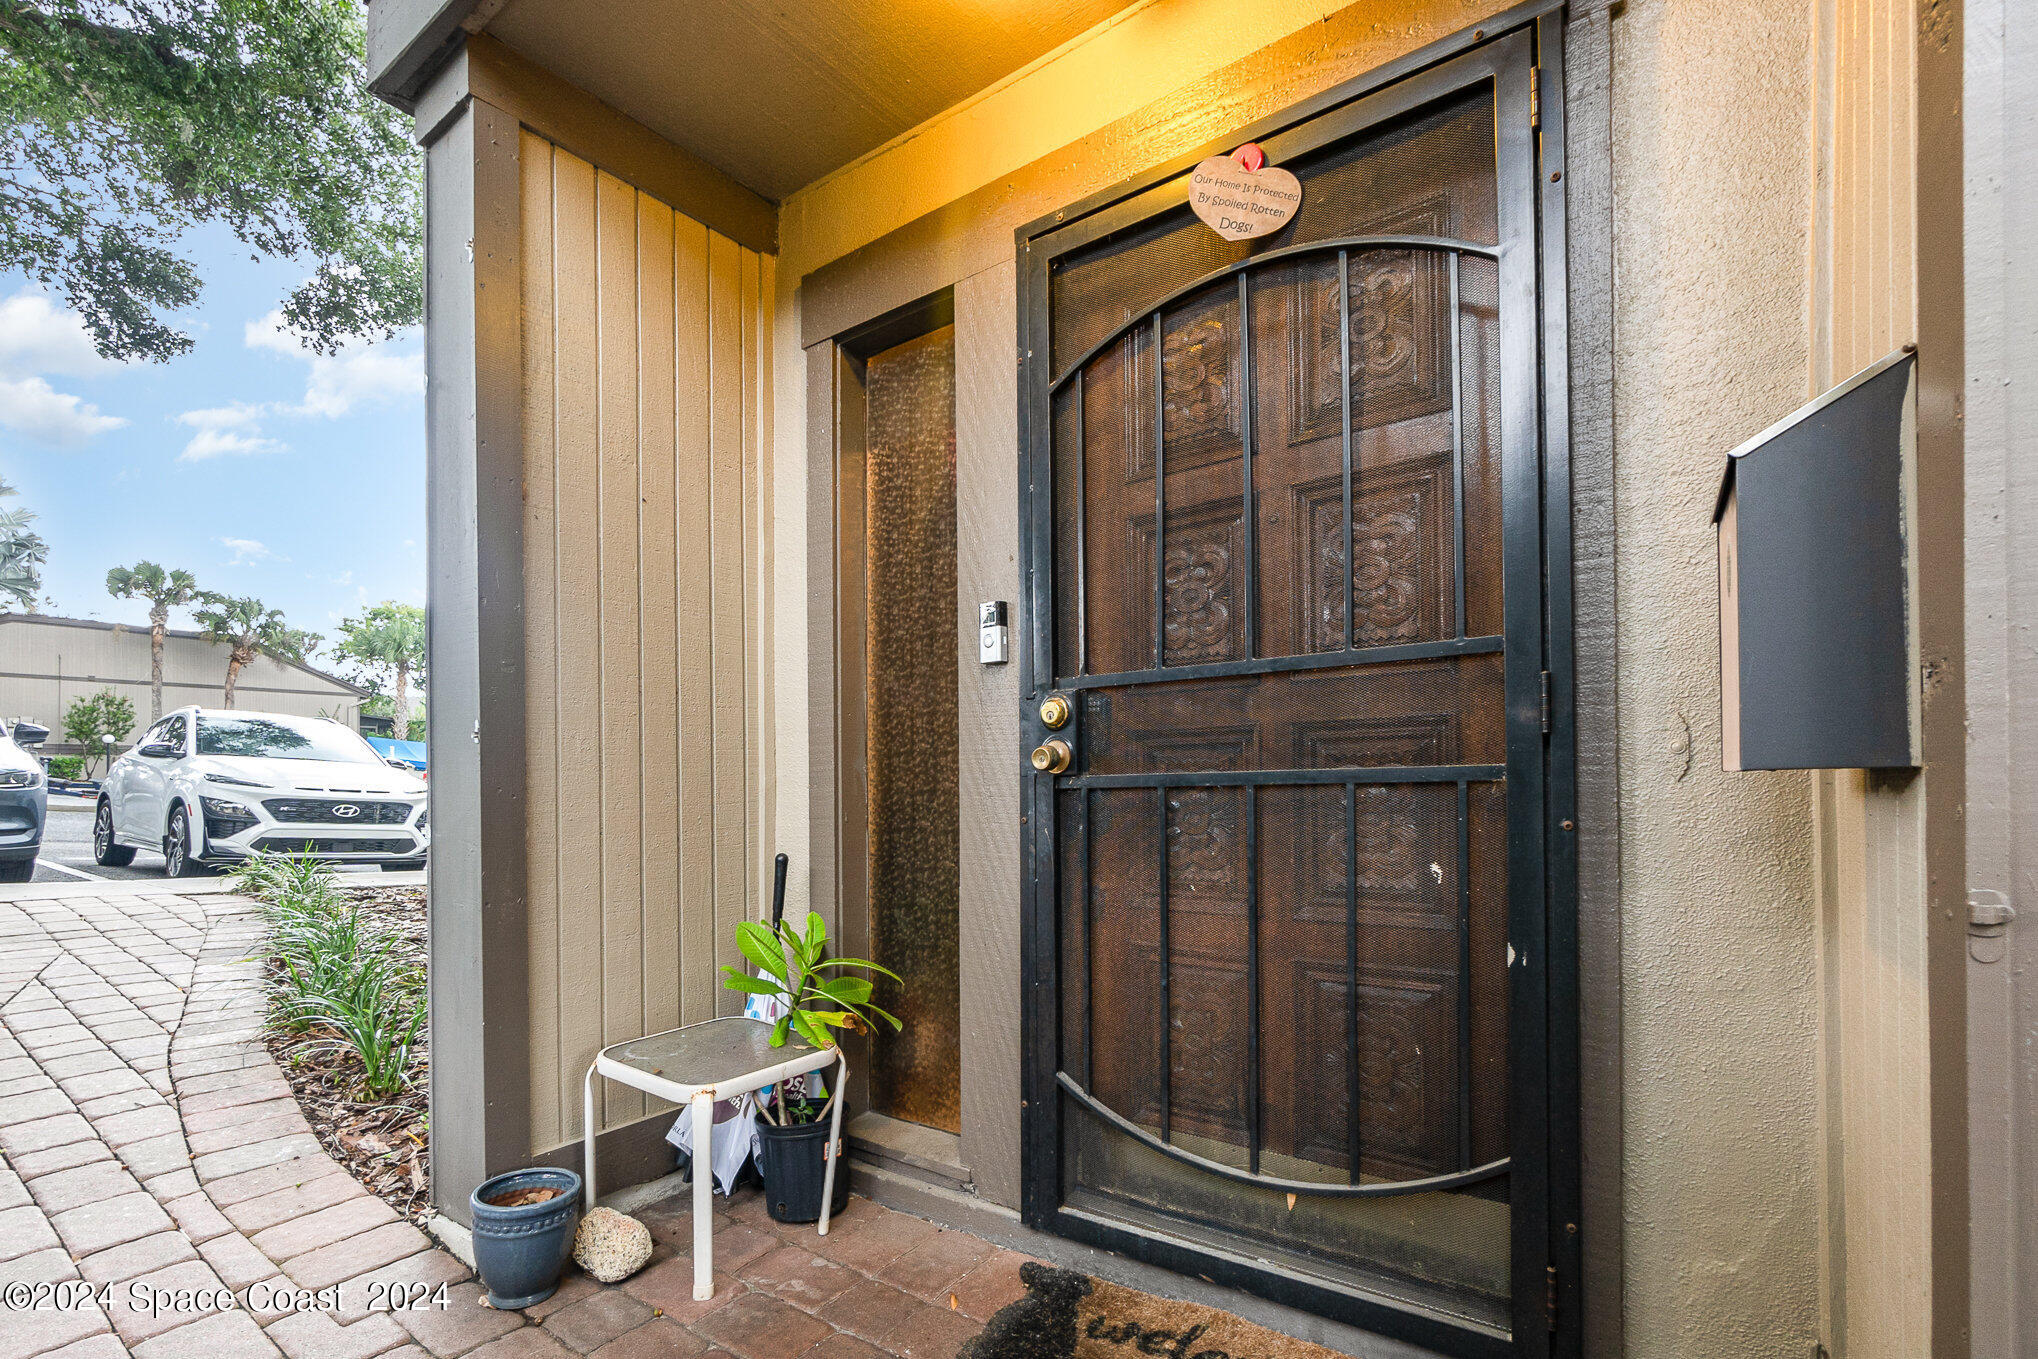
top-left (1232, 143), bottom-right (1266, 173)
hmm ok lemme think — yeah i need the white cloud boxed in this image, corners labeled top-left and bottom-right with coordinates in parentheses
top-left (242, 312), bottom-right (299, 357)
top-left (300, 347), bottom-right (424, 417)
top-left (0, 290), bottom-right (128, 448)
top-left (178, 403), bottom-right (266, 431)
top-left (182, 427), bottom-right (285, 460)
top-left (175, 403), bottom-right (285, 460)
top-left (0, 375), bottom-right (127, 447)
top-left (245, 309), bottom-right (422, 418)
top-left (220, 537), bottom-right (282, 565)
top-left (0, 290), bottom-right (120, 379)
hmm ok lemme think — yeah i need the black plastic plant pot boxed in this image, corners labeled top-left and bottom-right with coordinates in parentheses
top-left (756, 1119), bottom-right (849, 1224)
top-left (468, 1168), bottom-right (582, 1309)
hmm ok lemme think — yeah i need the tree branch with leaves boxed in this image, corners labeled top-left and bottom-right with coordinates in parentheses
top-left (106, 561), bottom-right (198, 720)
top-left (63, 687), bottom-right (134, 776)
top-left (192, 592), bottom-right (316, 708)
top-left (336, 602), bottom-right (425, 739)
top-left (0, 478), bottom-right (48, 610)
top-left (0, 0), bottom-right (422, 363)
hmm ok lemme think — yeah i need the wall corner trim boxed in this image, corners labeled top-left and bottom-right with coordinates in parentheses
top-left (419, 65), bottom-right (533, 1225)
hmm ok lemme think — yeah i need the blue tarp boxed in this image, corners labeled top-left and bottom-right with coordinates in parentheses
top-left (365, 735), bottom-right (427, 771)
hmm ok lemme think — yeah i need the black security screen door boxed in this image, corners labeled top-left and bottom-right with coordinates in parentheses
top-left (1017, 21), bottom-right (1574, 1359)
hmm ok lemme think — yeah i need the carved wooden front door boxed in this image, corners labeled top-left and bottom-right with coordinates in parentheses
top-left (1018, 23), bottom-right (1570, 1358)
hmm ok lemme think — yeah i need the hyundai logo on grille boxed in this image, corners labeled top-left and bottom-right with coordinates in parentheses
top-left (331, 804), bottom-right (362, 819)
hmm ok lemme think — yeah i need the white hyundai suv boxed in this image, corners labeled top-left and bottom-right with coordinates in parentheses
top-left (97, 707), bottom-right (429, 877)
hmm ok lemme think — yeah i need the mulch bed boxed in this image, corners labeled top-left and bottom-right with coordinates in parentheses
top-left (260, 882), bottom-right (434, 1224)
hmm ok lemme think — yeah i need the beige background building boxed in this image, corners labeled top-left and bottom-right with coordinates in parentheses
top-left (0, 614), bottom-right (368, 752)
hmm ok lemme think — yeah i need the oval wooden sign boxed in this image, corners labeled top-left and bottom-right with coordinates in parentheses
top-left (1189, 154), bottom-right (1302, 241)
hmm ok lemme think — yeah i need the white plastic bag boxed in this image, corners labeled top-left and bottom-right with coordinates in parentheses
top-left (665, 1091), bottom-right (761, 1197)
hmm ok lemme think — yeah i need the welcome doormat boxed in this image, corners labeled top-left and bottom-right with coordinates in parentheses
top-left (959, 1263), bottom-right (1347, 1359)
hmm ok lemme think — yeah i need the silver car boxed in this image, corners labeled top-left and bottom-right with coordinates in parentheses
top-left (0, 721), bottom-right (49, 883)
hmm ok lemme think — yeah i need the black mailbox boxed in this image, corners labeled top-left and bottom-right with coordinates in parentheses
top-left (1715, 349), bottom-right (1917, 771)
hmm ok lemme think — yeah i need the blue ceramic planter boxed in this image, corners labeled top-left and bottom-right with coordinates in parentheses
top-left (468, 1168), bottom-right (582, 1309)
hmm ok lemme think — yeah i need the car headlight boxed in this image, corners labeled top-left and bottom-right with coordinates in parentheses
top-left (416, 807), bottom-right (428, 831)
top-left (206, 774), bottom-right (269, 790)
top-left (200, 797), bottom-right (259, 836)
top-left (0, 768), bottom-right (41, 789)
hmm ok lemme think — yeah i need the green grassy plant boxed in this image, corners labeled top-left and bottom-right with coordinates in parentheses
top-left (233, 852), bottom-right (425, 1098)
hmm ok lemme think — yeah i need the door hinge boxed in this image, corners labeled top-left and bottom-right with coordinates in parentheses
top-left (1545, 1265), bottom-right (1559, 1331)
top-left (1540, 671), bottom-right (1551, 733)
top-left (1530, 66), bottom-right (1541, 129)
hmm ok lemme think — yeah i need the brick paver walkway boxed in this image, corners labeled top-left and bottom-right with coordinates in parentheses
top-left (0, 890), bottom-right (1029, 1359)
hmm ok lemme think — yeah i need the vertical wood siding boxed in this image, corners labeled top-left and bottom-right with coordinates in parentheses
top-left (521, 131), bottom-right (770, 1149)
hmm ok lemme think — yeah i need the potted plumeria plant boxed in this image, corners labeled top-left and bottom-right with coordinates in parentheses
top-left (722, 911), bottom-right (900, 1222)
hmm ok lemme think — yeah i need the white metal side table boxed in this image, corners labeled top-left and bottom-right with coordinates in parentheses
top-left (583, 1016), bottom-right (849, 1300)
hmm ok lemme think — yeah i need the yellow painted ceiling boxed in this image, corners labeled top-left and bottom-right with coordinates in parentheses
top-left (482, 0), bottom-right (1140, 201)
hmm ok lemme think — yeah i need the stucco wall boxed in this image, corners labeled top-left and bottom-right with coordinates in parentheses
top-left (767, 0), bottom-right (1830, 1355)
top-left (1606, 3), bottom-right (1822, 1355)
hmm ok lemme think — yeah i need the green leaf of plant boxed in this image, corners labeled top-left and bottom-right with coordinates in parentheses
top-left (770, 1012), bottom-right (793, 1047)
top-left (814, 956), bottom-right (902, 983)
top-left (791, 1009), bottom-right (836, 1049)
top-left (813, 976), bottom-right (873, 1004)
top-left (856, 1001), bottom-right (903, 1032)
top-left (720, 969), bottom-right (783, 996)
top-left (736, 922), bottom-right (787, 979)
top-left (807, 957), bottom-right (904, 977)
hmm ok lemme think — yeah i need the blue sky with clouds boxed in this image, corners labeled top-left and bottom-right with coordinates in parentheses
top-left (0, 222), bottom-right (426, 657)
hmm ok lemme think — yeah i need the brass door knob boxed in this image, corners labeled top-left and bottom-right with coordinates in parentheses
top-left (1039, 694), bottom-right (1072, 729)
top-left (1030, 739), bottom-right (1072, 774)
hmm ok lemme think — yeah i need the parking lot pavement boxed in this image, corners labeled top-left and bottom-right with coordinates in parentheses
top-left (29, 798), bottom-right (156, 885)
top-left (28, 799), bottom-right (398, 887)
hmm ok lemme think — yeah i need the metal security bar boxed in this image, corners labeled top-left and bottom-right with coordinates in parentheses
top-left (1339, 248), bottom-right (1356, 652)
top-left (1448, 251), bottom-right (1468, 640)
top-left (1068, 772), bottom-right (1498, 1194)
top-left (1151, 314), bottom-right (1166, 670)
top-left (1056, 1072), bottom-right (1512, 1199)
top-left (1054, 232), bottom-right (1507, 1194)
top-left (1052, 233), bottom-right (1499, 685)
top-left (1238, 273), bottom-right (1258, 655)
top-left (1074, 369), bottom-right (1088, 674)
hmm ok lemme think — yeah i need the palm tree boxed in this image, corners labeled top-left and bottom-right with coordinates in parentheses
top-left (106, 562), bottom-right (200, 720)
top-left (191, 593), bottom-right (318, 708)
top-left (337, 602), bottom-right (426, 738)
top-left (0, 479), bottom-right (48, 611)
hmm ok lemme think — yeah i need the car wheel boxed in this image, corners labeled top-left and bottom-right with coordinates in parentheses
top-left (94, 800), bottom-right (137, 867)
top-left (162, 806), bottom-right (209, 878)
top-left (0, 859), bottom-right (32, 883)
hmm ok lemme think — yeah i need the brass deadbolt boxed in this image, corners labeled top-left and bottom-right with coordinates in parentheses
top-left (1030, 739), bottom-right (1072, 774)
top-left (1039, 694), bottom-right (1072, 729)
